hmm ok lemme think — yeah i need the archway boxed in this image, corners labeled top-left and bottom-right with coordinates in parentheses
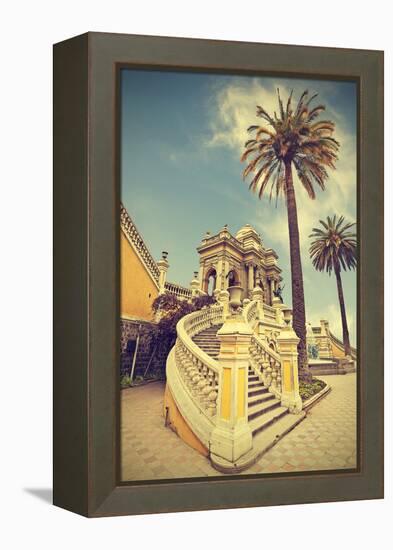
top-left (204, 268), bottom-right (217, 296)
top-left (227, 269), bottom-right (240, 287)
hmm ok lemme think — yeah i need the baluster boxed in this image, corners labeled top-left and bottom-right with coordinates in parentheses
top-left (196, 364), bottom-right (208, 402)
top-left (201, 369), bottom-right (212, 409)
top-left (264, 353), bottom-right (272, 388)
top-left (270, 356), bottom-right (277, 392)
top-left (207, 372), bottom-right (218, 416)
top-left (276, 361), bottom-right (282, 394)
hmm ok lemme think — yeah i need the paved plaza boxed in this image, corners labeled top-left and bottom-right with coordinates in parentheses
top-left (120, 373), bottom-right (357, 481)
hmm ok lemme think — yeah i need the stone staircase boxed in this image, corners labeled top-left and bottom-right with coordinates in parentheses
top-left (192, 324), bottom-right (290, 440)
top-left (192, 325), bottom-right (222, 359)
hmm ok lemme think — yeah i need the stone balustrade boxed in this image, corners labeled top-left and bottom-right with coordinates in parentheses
top-left (164, 281), bottom-right (192, 300)
top-left (120, 204), bottom-right (161, 284)
top-left (166, 296), bottom-right (301, 466)
top-left (243, 299), bottom-right (283, 400)
top-left (166, 304), bottom-right (225, 448)
top-left (182, 304), bottom-right (224, 338)
top-left (249, 335), bottom-right (282, 398)
top-left (245, 299), bottom-right (258, 324)
top-left (174, 340), bottom-right (219, 417)
top-left (263, 303), bottom-right (278, 323)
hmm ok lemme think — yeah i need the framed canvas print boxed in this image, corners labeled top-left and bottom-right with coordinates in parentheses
top-left (53, 32), bottom-right (384, 517)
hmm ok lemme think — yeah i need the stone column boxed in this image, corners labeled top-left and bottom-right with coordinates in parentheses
top-left (247, 264), bottom-right (254, 298)
top-left (267, 278), bottom-right (273, 305)
top-left (157, 252), bottom-right (169, 294)
top-left (210, 316), bottom-right (253, 464)
top-left (216, 258), bottom-right (223, 290)
top-left (276, 327), bottom-right (302, 413)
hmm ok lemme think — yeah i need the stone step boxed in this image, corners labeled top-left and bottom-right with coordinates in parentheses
top-left (249, 406), bottom-right (288, 437)
top-left (248, 386), bottom-right (269, 398)
top-left (248, 380), bottom-right (264, 388)
top-left (196, 343), bottom-right (217, 347)
top-left (248, 398), bottom-right (281, 421)
top-left (193, 344), bottom-right (219, 348)
top-left (192, 339), bottom-right (219, 344)
top-left (211, 411), bottom-right (306, 474)
top-left (248, 392), bottom-right (276, 407)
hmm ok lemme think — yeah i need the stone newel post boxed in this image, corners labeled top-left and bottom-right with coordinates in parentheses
top-left (252, 286), bottom-right (264, 321)
top-left (276, 308), bottom-right (302, 414)
top-left (157, 251), bottom-right (169, 294)
top-left (217, 289), bottom-right (230, 318)
top-left (210, 294), bottom-right (253, 464)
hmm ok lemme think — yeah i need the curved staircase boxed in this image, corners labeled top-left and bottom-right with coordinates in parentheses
top-left (165, 300), bottom-right (306, 472)
top-left (189, 320), bottom-right (301, 468)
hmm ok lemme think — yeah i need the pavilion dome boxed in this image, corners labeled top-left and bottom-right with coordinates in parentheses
top-left (235, 224), bottom-right (260, 241)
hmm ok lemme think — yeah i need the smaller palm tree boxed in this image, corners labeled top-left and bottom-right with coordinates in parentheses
top-left (309, 215), bottom-right (357, 355)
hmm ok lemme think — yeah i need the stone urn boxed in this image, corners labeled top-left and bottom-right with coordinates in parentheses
top-left (282, 305), bottom-right (293, 328)
top-left (227, 285), bottom-right (243, 314)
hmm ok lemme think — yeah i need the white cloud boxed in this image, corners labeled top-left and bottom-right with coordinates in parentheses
top-left (204, 78), bottom-right (357, 344)
top-left (205, 78), bottom-right (357, 259)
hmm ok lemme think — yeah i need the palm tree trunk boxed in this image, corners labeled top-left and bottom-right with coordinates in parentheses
top-left (334, 264), bottom-right (351, 356)
top-left (284, 161), bottom-right (310, 380)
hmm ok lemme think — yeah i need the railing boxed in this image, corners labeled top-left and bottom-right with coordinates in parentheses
top-left (181, 304), bottom-right (224, 338)
top-left (120, 204), bottom-right (160, 283)
top-left (263, 303), bottom-right (278, 323)
top-left (249, 335), bottom-right (282, 398)
top-left (166, 305), bottom-right (225, 446)
top-left (245, 299), bottom-right (258, 325)
top-left (329, 329), bottom-right (357, 360)
top-left (165, 281), bottom-right (192, 300)
top-left (243, 300), bottom-right (282, 398)
top-left (166, 297), bottom-right (295, 459)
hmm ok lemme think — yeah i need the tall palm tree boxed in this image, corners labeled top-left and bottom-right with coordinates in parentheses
top-left (241, 89), bottom-right (340, 378)
top-left (309, 215), bottom-right (357, 356)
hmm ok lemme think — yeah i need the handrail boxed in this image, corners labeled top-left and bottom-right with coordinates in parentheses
top-left (244, 299), bottom-right (258, 326)
top-left (263, 303), bottom-right (278, 322)
top-left (328, 329), bottom-right (357, 359)
top-left (177, 305), bottom-right (224, 373)
top-left (120, 204), bottom-right (160, 284)
top-left (243, 300), bottom-right (282, 398)
top-left (165, 281), bottom-right (192, 300)
top-left (168, 305), bottom-right (224, 428)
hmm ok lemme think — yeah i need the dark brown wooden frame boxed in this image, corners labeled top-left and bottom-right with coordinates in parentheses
top-left (53, 32), bottom-right (384, 517)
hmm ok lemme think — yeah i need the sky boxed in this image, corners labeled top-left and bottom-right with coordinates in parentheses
top-left (121, 69), bottom-right (357, 344)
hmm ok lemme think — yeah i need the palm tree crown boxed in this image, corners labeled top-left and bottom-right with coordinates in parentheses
top-left (309, 215), bottom-right (357, 274)
top-left (241, 89), bottom-right (340, 200)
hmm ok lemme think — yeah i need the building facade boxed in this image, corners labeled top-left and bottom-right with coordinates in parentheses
top-left (196, 224), bottom-right (282, 305)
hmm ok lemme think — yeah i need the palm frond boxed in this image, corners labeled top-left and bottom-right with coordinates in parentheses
top-left (309, 215), bottom-right (357, 274)
top-left (241, 88), bottom-right (340, 204)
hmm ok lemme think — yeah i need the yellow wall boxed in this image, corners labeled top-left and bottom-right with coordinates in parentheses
top-left (163, 385), bottom-right (209, 457)
top-left (330, 339), bottom-right (346, 359)
top-left (120, 230), bottom-right (159, 321)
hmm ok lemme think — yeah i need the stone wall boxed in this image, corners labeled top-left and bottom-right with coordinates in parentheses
top-left (120, 318), bottom-right (162, 378)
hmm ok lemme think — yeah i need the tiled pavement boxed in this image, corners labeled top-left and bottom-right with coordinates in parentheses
top-left (120, 374), bottom-right (357, 481)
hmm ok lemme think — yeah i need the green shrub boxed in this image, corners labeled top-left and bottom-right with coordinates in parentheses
top-left (299, 378), bottom-right (326, 401)
top-left (120, 375), bottom-right (131, 389)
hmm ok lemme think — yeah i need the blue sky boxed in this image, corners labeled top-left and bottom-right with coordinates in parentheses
top-left (121, 69), bottom-right (357, 343)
